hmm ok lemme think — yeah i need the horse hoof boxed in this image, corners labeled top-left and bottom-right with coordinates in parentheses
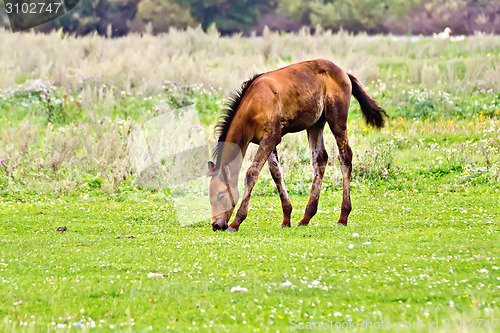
top-left (280, 224), bottom-right (291, 228)
top-left (296, 223), bottom-right (308, 227)
top-left (336, 222), bottom-right (347, 226)
top-left (226, 227), bottom-right (238, 232)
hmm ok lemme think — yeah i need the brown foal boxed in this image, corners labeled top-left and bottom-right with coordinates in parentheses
top-left (207, 59), bottom-right (386, 232)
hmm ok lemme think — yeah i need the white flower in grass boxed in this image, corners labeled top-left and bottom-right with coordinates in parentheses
top-left (478, 269), bottom-right (489, 273)
top-left (352, 233), bottom-right (359, 237)
top-left (281, 281), bottom-right (292, 287)
top-left (348, 244), bottom-right (354, 249)
top-left (230, 286), bottom-right (248, 292)
top-left (147, 272), bottom-right (168, 278)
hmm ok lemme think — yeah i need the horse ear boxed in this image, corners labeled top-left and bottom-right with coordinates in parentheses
top-left (221, 163), bottom-right (231, 183)
top-left (207, 161), bottom-right (216, 176)
top-left (223, 163), bottom-right (231, 178)
top-left (219, 163), bottom-right (231, 183)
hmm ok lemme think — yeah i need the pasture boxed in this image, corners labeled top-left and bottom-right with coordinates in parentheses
top-left (0, 28), bottom-right (499, 331)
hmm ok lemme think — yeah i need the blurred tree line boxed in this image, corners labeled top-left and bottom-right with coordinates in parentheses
top-left (0, 0), bottom-right (499, 35)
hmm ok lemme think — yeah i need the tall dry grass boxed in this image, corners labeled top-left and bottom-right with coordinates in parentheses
top-left (1, 27), bottom-right (499, 95)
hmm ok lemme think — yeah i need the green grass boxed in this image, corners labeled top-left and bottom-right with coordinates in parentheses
top-left (0, 186), bottom-right (498, 331)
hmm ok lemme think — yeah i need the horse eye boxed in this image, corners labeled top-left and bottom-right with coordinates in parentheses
top-left (217, 192), bottom-right (225, 201)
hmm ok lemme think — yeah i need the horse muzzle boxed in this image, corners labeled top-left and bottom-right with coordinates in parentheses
top-left (211, 216), bottom-right (228, 231)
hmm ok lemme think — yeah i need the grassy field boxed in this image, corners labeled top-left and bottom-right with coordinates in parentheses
top-left (0, 189), bottom-right (498, 331)
top-left (0, 29), bottom-right (499, 331)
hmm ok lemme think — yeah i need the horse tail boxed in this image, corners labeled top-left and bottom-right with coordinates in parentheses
top-left (348, 74), bottom-right (387, 128)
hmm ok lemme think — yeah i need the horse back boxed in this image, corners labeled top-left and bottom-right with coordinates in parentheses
top-left (240, 59), bottom-right (352, 137)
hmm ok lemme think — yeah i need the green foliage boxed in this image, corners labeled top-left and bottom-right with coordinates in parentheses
top-left (0, 1), bottom-right (9, 28)
top-left (0, 0), bottom-right (499, 35)
top-left (1, 31), bottom-right (499, 196)
top-left (160, 81), bottom-right (223, 124)
top-left (187, 0), bottom-right (271, 32)
top-left (86, 175), bottom-right (103, 188)
top-left (353, 142), bottom-right (395, 179)
top-left (133, 0), bottom-right (197, 32)
top-left (392, 89), bottom-right (500, 120)
top-left (0, 79), bottom-right (81, 125)
top-left (276, 0), bottom-right (310, 21)
top-left (278, 0), bottom-right (423, 30)
top-left (310, 0), bottom-right (389, 30)
top-left (42, 0), bottom-right (103, 34)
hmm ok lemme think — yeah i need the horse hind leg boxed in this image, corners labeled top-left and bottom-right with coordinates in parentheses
top-left (268, 148), bottom-right (292, 227)
top-left (297, 124), bottom-right (328, 227)
top-left (333, 131), bottom-right (352, 226)
top-left (326, 105), bottom-right (353, 226)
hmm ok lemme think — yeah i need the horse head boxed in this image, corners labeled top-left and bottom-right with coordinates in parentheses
top-left (207, 161), bottom-right (239, 231)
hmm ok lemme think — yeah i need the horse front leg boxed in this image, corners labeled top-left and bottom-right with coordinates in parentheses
top-left (297, 126), bottom-right (328, 227)
top-left (268, 148), bottom-right (292, 227)
top-left (228, 137), bottom-right (279, 232)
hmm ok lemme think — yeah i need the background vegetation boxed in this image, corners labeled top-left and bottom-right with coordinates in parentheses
top-left (1, 0), bottom-right (499, 35)
top-left (0, 27), bottom-right (499, 193)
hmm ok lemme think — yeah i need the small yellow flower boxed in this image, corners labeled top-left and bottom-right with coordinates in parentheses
top-left (120, 290), bottom-right (123, 295)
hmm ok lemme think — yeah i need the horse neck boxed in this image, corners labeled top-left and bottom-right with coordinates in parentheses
top-left (218, 125), bottom-right (251, 183)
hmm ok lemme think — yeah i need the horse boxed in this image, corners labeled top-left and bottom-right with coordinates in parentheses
top-left (207, 59), bottom-right (386, 232)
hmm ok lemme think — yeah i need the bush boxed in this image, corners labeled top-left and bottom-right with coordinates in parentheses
top-left (132, 0), bottom-right (197, 33)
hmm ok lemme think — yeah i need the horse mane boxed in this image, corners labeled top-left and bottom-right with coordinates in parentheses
top-left (212, 73), bottom-right (262, 168)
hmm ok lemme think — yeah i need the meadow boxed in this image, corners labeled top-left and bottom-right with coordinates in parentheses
top-left (0, 27), bottom-right (499, 331)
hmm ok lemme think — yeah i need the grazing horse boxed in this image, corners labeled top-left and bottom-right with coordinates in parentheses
top-left (207, 59), bottom-right (386, 232)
